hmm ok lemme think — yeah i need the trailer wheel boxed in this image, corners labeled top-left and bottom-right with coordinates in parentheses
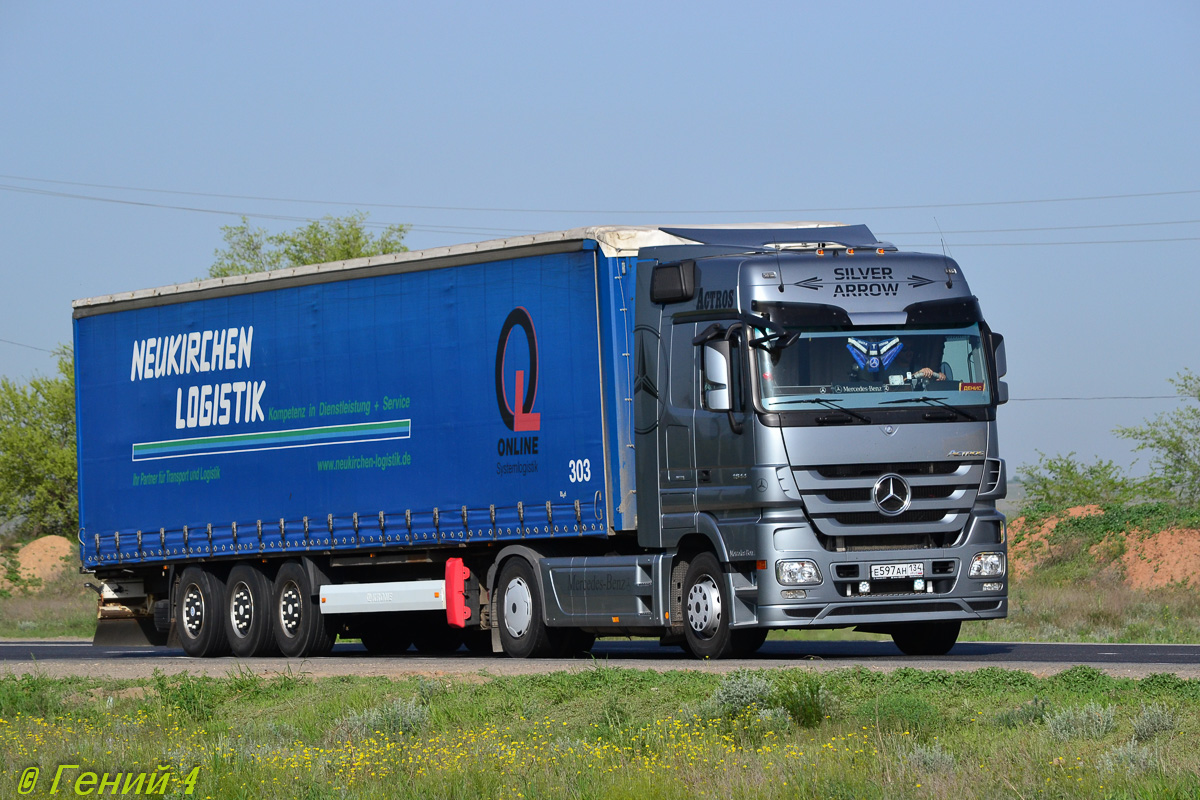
top-left (224, 564), bottom-right (278, 658)
top-left (271, 561), bottom-right (336, 658)
top-left (176, 566), bottom-right (231, 658)
top-left (890, 620), bottom-right (961, 656)
top-left (496, 558), bottom-right (557, 658)
top-left (682, 553), bottom-right (733, 659)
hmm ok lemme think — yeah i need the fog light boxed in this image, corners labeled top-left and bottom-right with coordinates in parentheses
top-left (777, 560), bottom-right (822, 585)
top-left (982, 582), bottom-right (1004, 592)
top-left (781, 589), bottom-right (807, 600)
top-left (913, 578), bottom-right (926, 592)
top-left (858, 581), bottom-right (871, 594)
top-left (969, 552), bottom-right (1006, 578)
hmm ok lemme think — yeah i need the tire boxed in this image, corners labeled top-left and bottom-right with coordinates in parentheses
top-left (496, 557), bottom-right (558, 658)
top-left (890, 620), bottom-right (961, 656)
top-left (730, 627), bottom-right (769, 657)
top-left (681, 553), bottom-right (733, 659)
top-left (224, 564), bottom-right (278, 658)
top-left (271, 560), bottom-right (336, 658)
top-left (176, 566), bottom-right (231, 658)
top-left (358, 613), bottom-right (413, 655)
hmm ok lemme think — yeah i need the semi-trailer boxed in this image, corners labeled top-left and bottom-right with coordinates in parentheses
top-left (74, 222), bottom-right (1009, 658)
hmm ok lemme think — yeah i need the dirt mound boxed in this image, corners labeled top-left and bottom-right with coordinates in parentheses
top-left (1008, 506), bottom-right (1200, 590)
top-left (0, 535), bottom-right (75, 590)
top-left (1008, 505), bottom-right (1103, 580)
top-left (1120, 529), bottom-right (1200, 590)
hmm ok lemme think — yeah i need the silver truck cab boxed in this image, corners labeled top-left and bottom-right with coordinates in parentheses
top-left (633, 224), bottom-right (1008, 656)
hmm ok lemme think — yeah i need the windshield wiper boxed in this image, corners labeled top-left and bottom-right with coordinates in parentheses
top-left (879, 395), bottom-right (977, 421)
top-left (770, 397), bottom-right (872, 424)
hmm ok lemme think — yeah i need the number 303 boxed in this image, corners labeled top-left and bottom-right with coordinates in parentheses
top-left (568, 459), bottom-right (591, 483)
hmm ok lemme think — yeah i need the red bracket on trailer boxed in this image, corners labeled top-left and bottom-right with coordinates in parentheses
top-left (445, 557), bottom-right (472, 628)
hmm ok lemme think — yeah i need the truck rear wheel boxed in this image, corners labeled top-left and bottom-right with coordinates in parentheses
top-left (890, 620), bottom-right (961, 656)
top-left (271, 561), bottom-right (336, 658)
top-left (225, 564), bottom-right (278, 658)
top-left (496, 558), bottom-right (558, 658)
top-left (176, 566), bottom-right (231, 658)
top-left (682, 553), bottom-right (733, 659)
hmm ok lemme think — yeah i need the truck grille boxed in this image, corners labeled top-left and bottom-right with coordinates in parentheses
top-left (795, 460), bottom-right (984, 549)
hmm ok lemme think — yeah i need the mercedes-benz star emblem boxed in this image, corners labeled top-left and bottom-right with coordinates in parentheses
top-left (873, 473), bottom-right (911, 516)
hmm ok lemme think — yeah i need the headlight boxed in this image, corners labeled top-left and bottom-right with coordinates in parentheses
top-left (969, 552), bottom-right (1006, 578)
top-left (776, 560), bottom-right (822, 585)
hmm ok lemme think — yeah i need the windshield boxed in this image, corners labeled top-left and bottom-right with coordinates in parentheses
top-left (755, 324), bottom-right (992, 410)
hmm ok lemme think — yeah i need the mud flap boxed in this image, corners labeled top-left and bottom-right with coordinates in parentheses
top-left (93, 616), bottom-right (169, 647)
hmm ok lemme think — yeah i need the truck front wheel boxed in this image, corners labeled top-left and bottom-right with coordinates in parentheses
top-left (225, 564), bottom-right (278, 658)
top-left (890, 620), bottom-right (961, 656)
top-left (682, 553), bottom-right (733, 659)
top-left (496, 558), bottom-right (557, 658)
top-left (176, 566), bottom-right (231, 658)
top-left (271, 561), bottom-right (336, 658)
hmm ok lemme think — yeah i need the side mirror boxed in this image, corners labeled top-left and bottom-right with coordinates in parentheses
top-left (990, 332), bottom-right (1007, 378)
top-left (996, 380), bottom-right (1009, 405)
top-left (650, 260), bottom-right (696, 305)
top-left (703, 341), bottom-right (732, 412)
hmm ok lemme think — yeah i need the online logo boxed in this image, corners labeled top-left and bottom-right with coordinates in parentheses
top-left (495, 307), bottom-right (541, 432)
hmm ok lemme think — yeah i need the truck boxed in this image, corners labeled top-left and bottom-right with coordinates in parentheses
top-left (74, 222), bottom-right (1009, 659)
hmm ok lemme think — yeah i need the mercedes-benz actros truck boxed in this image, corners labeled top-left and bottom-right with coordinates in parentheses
top-left (75, 222), bottom-right (1008, 659)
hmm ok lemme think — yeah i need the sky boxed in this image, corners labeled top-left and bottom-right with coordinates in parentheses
top-left (1, 1), bottom-right (1197, 478)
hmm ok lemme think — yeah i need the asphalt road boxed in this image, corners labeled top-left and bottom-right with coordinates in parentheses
top-left (2, 638), bottom-right (1197, 679)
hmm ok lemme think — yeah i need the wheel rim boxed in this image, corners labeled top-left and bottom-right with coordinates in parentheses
top-left (503, 577), bottom-right (533, 638)
top-left (229, 580), bottom-right (253, 639)
top-left (278, 579), bottom-right (302, 639)
top-left (182, 583), bottom-right (205, 639)
top-left (686, 575), bottom-right (722, 639)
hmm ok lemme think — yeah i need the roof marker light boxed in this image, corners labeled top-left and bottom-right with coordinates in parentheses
top-left (876, 248), bottom-right (886, 255)
top-left (816, 248), bottom-right (825, 256)
top-left (846, 248), bottom-right (855, 255)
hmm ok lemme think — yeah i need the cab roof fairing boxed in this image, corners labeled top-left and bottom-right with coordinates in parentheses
top-left (736, 250), bottom-right (975, 328)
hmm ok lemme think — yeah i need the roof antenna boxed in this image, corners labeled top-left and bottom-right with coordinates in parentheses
top-left (934, 217), bottom-right (955, 288)
top-left (772, 233), bottom-right (785, 293)
top-left (934, 217), bottom-right (952, 258)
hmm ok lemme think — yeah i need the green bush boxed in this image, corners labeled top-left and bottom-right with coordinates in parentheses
top-left (771, 671), bottom-right (840, 727)
top-left (1045, 702), bottom-right (1116, 741)
top-left (1132, 702), bottom-right (1176, 741)
top-left (709, 669), bottom-right (773, 716)
top-left (341, 697), bottom-right (429, 738)
top-left (1098, 739), bottom-right (1158, 775)
top-left (1017, 451), bottom-right (1149, 513)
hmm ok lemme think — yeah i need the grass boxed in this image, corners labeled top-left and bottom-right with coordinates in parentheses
top-left (1, 665), bottom-right (1197, 799)
top-left (0, 547), bottom-right (94, 639)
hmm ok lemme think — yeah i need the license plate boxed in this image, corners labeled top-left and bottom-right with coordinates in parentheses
top-left (870, 562), bottom-right (924, 579)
